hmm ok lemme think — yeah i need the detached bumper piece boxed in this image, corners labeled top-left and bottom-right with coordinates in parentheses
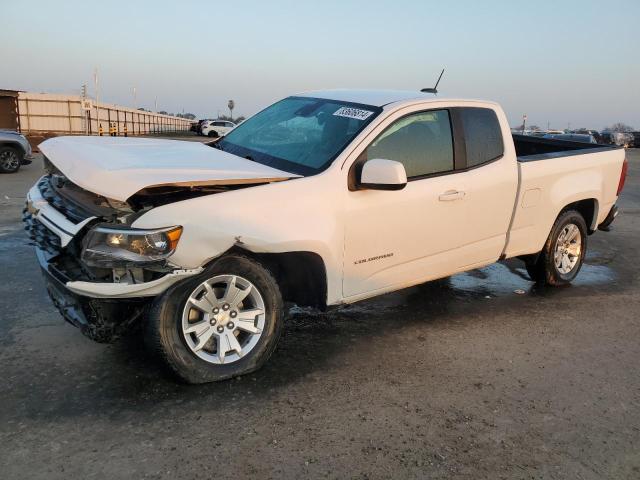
top-left (598, 204), bottom-right (619, 232)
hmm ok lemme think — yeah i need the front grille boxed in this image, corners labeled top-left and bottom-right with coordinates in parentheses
top-left (37, 176), bottom-right (94, 224)
top-left (23, 209), bottom-right (62, 255)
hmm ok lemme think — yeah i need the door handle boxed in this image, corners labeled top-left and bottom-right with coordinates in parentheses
top-left (438, 190), bottom-right (466, 201)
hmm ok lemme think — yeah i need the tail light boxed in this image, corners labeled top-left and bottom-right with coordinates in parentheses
top-left (617, 158), bottom-right (628, 196)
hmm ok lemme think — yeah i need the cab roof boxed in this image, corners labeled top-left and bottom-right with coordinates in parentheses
top-left (297, 89), bottom-right (445, 107)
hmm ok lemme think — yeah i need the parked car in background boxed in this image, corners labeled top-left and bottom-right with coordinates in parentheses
top-left (201, 120), bottom-right (236, 138)
top-left (630, 132), bottom-right (640, 148)
top-left (528, 130), bottom-right (547, 137)
top-left (196, 119), bottom-right (211, 135)
top-left (600, 132), bottom-right (614, 145)
top-left (0, 130), bottom-right (33, 173)
top-left (543, 133), bottom-right (598, 144)
top-left (24, 89), bottom-right (627, 383)
top-left (611, 132), bottom-right (633, 147)
top-left (572, 130), bottom-right (602, 144)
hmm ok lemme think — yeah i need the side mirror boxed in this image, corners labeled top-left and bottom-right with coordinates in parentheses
top-left (359, 159), bottom-right (407, 191)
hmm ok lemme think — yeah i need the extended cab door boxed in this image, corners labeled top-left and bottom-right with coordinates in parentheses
top-left (342, 105), bottom-right (517, 299)
top-left (448, 107), bottom-right (518, 269)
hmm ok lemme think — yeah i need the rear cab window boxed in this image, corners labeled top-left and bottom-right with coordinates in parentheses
top-left (457, 107), bottom-right (504, 167)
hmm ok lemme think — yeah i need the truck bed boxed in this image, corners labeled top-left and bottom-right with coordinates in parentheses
top-left (504, 135), bottom-right (625, 260)
top-left (513, 134), bottom-right (621, 161)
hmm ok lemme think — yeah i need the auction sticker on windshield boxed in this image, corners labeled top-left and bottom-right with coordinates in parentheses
top-left (333, 107), bottom-right (374, 121)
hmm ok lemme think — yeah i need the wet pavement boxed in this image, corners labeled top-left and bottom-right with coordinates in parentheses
top-left (1, 149), bottom-right (639, 479)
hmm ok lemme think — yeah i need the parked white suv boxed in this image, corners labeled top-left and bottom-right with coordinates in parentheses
top-left (201, 120), bottom-right (235, 138)
top-left (25, 89), bottom-right (627, 383)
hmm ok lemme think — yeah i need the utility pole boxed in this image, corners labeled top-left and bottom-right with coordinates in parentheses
top-left (81, 84), bottom-right (88, 134)
top-left (94, 68), bottom-right (100, 136)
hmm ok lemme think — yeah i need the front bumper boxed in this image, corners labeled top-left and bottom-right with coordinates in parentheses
top-left (31, 237), bottom-right (202, 342)
top-left (66, 266), bottom-right (203, 298)
top-left (24, 179), bottom-right (203, 341)
top-left (36, 248), bottom-right (148, 342)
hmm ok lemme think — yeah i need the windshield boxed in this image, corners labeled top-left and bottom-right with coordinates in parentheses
top-left (216, 96), bottom-right (381, 175)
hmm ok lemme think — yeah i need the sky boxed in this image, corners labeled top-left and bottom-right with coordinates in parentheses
top-left (2, 0), bottom-right (638, 129)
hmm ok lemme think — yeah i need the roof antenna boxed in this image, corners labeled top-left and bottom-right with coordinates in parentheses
top-left (421, 69), bottom-right (445, 94)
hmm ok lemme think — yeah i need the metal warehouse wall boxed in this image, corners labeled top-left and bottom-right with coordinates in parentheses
top-left (17, 92), bottom-right (192, 135)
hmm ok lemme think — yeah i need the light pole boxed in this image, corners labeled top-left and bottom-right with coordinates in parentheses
top-left (228, 100), bottom-right (235, 121)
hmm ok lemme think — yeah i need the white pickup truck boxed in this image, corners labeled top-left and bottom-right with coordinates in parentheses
top-left (25, 90), bottom-right (627, 383)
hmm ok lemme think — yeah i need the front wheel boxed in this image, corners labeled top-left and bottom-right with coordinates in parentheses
top-left (207, 130), bottom-right (219, 138)
top-left (526, 210), bottom-right (587, 286)
top-left (146, 255), bottom-right (284, 383)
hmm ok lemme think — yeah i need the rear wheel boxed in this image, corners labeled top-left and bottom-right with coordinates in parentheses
top-left (526, 210), bottom-right (587, 286)
top-left (146, 255), bottom-right (284, 383)
top-left (0, 146), bottom-right (21, 173)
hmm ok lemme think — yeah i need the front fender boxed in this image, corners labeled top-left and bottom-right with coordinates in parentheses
top-left (131, 174), bottom-right (344, 301)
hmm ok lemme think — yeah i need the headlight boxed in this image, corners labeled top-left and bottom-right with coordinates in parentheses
top-left (82, 225), bottom-right (182, 267)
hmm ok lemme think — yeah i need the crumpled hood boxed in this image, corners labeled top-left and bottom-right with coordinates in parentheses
top-left (39, 136), bottom-right (299, 202)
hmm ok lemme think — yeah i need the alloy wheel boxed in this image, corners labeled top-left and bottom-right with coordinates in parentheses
top-left (0, 150), bottom-right (19, 171)
top-left (553, 223), bottom-right (582, 274)
top-left (181, 275), bottom-right (266, 364)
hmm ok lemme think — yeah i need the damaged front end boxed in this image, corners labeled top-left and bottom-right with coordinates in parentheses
top-left (24, 170), bottom-right (202, 343)
top-left (26, 138), bottom-right (300, 343)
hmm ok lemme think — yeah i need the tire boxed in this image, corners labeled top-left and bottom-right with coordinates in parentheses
top-left (207, 130), bottom-right (219, 138)
top-left (0, 146), bottom-right (21, 173)
top-left (146, 254), bottom-right (284, 384)
top-left (525, 209), bottom-right (588, 286)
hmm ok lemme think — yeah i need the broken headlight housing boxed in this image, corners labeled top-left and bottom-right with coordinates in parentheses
top-left (82, 225), bottom-right (183, 267)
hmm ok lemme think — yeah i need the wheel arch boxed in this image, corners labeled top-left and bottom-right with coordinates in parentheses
top-left (519, 198), bottom-right (596, 266)
top-left (559, 198), bottom-right (599, 233)
top-left (0, 141), bottom-right (26, 155)
top-left (209, 247), bottom-right (328, 310)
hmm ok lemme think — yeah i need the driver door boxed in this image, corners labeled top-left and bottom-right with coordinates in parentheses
top-left (343, 109), bottom-right (469, 298)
